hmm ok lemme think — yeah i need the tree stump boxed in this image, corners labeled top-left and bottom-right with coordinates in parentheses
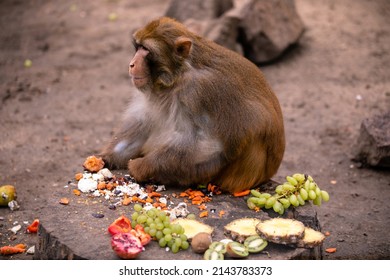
top-left (34, 175), bottom-right (323, 260)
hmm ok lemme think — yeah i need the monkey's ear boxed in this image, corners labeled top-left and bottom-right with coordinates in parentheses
top-left (175, 37), bottom-right (192, 58)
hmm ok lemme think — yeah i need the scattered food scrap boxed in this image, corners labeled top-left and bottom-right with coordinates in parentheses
top-left (59, 197), bottom-right (69, 205)
top-left (0, 244), bottom-right (26, 255)
top-left (26, 219), bottom-right (40, 233)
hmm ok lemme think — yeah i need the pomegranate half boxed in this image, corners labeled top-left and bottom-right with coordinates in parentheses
top-left (111, 232), bottom-right (144, 259)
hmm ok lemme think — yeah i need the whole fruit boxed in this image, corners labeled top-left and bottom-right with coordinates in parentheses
top-left (191, 232), bottom-right (212, 253)
top-left (0, 185), bottom-right (16, 206)
top-left (111, 233), bottom-right (144, 259)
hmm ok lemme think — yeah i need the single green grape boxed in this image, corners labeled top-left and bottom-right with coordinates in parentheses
top-left (175, 237), bottom-right (182, 247)
top-left (180, 234), bottom-right (188, 241)
top-left (171, 224), bottom-right (181, 234)
top-left (260, 193), bottom-right (271, 199)
top-left (313, 195), bottom-right (322, 206)
top-left (155, 230), bottom-right (163, 240)
top-left (308, 190), bottom-right (317, 200)
top-left (156, 222), bottom-right (164, 230)
top-left (164, 234), bottom-right (172, 242)
top-left (300, 188), bottom-right (308, 200)
top-left (146, 217), bottom-right (154, 226)
top-left (131, 212), bottom-right (139, 221)
top-left (250, 189), bottom-right (262, 198)
top-left (321, 190), bottom-right (330, 202)
top-left (147, 209), bottom-right (156, 218)
top-left (265, 197), bottom-right (276, 209)
top-left (186, 213), bottom-right (196, 220)
top-left (286, 176), bottom-right (298, 186)
top-left (171, 243), bottom-right (180, 253)
top-left (289, 194), bottom-right (299, 207)
top-left (149, 228), bottom-right (157, 237)
top-left (159, 238), bottom-right (167, 247)
top-left (133, 203), bottom-right (143, 212)
top-left (163, 228), bottom-right (172, 235)
top-left (282, 183), bottom-right (295, 192)
top-left (137, 214), bottom-right (147, 225)
top-left (181, 240), bottom-right (189, 250)
top-left (279, 198), bottom-right (291, 209)
top-left (273, 200), bottom-right (282, 213)
top-left (247, 199), bottom-right (256, 210)
top-left (293, 173), bottom-right (305, 184)
top-left (297, 194), bottom-right (305, 205)
top-left (275, 185), bottom-right (284, 194)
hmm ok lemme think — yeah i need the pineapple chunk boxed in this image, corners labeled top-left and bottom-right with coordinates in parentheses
top-left (255, 218), bottom-right (305, 244)
top-left (224, 218), bottom-right (262, 243)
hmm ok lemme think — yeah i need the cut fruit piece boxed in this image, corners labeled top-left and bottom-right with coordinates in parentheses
top-left (296, 227), bottom-right (325, 248)
top-left (203, 248), bottom-right (224, 260)
top-left (243, 235), bottom-right (268, 253)
top-left (224, 218), bottom-right (262, 243)
top-left (226, 242), bottom-right (249, 258)
top-left (209, 241), bottom-right (227, 254)
top-left (171, 218), bottom-right (214, 240)
top-left (255, 218), bottom-right (305, 245)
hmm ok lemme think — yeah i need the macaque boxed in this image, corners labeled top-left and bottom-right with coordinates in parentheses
top-left (101, 17), bottom-right (285, 193)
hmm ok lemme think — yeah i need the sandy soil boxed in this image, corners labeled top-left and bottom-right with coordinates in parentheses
top-left (0, 0), bottom-right (389, 260)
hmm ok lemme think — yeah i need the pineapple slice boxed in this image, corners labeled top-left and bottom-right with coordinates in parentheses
top-left (296, 227), bottom-right (325, 248)
top-left (255, 218), bottom-right (305, 245)
top-left (171, 218), bottom-right (214, 240)
top-left (224, 218), bottom-right (262, 243)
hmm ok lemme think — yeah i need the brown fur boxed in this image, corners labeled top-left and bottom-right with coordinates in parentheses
top-left (100, 17), bottom-right (285, 193)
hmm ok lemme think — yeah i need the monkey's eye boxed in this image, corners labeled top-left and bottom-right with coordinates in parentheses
top-left (134, 42), bottom-right (148, 52)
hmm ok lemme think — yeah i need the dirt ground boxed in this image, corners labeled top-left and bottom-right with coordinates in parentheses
top-left (0, 0), bottom-right (389, 260)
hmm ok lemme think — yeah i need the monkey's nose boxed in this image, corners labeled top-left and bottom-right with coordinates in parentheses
top-left (129, 63), bottom-right (135, 68)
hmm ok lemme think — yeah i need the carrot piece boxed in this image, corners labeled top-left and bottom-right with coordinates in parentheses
top-left (59, 197), bottom-right (69, 205)
top-left (179, 192), bottom-right (189, 197)
top-left (97, 182), bottom-right (106, 190)
top-left (27, 219), bottom-right (40, 233)
top-left (74, 173), bottom-right (83, 181)
top-left (189, 191), bottom-right (204, 198)
top-left (148, 192), bottom-right (162, 198)
top-left (122, 197), bottom-right (132, 206)
top-left (198, 204), bottom-right (207, 210)
top-left (218, 210), bottom-right (225, 218)
top-left (0, 245), bottom-right (26, 255)
top-left (14, 244), bottom-right (26, 250)
top-left (233, 189), bottom-right (250, 197)
top-left (199, 211), bottom-right (208, 218)
top-left (145, 197), bottom-right (153, 203)
top-left (325, 231), bottom-right (331, 236)
top-left (73, 189), bottom-right (81, 196)
top-left (325, 247), bottom-right (337, 253)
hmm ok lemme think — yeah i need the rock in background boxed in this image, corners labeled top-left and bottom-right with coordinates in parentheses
top-left (165, 0), bottom-right (304, 63)
top-left (352, 112), bottom-right (390, 168)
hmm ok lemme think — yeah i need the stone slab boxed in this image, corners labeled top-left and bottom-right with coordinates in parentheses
top-left (34, 173), bottom-right (322, 260)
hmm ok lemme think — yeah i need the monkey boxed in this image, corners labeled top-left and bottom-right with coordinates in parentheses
top-left (100, 17), bottom-right (285, 194)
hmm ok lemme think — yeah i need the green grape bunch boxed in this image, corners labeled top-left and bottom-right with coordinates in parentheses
top-left (131, 204), bottom-right (189, 253)
top-left (247, 174), bottom-right (330, 215)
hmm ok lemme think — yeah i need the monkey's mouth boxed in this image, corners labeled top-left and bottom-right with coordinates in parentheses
top-left (130, 75), bottom-right (149, 88)
top-left (130, 75), bottom-right (148, 81)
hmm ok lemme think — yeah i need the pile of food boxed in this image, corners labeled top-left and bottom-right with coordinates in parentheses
top-left (62, 156), bottom-right (331, 259)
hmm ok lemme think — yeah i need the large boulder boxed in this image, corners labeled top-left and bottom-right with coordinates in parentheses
top-left (165, 0), bottom-right (233, 21)
top-left (164, 0), bottom-right (304, 64)
top-left (237, 0), bottom-right (304, 63)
